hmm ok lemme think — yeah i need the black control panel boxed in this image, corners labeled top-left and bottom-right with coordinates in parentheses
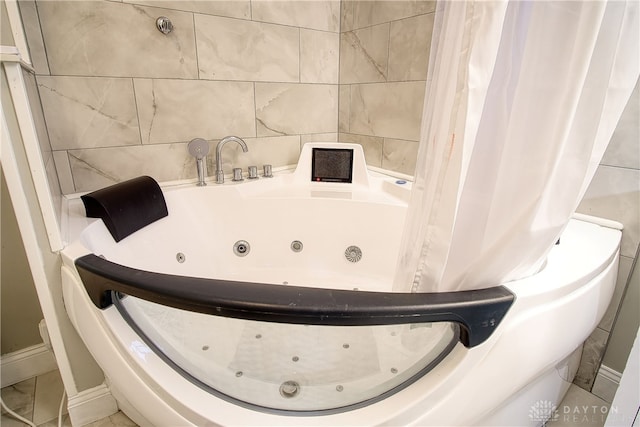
top-left (311, 148), bottom-right (354, 183)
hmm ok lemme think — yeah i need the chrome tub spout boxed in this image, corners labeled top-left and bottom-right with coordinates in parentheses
top-left (216, 136), bottom-right (248, 184)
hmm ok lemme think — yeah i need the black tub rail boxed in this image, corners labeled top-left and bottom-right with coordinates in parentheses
top-left (75, 254), bottom-right (514, 348)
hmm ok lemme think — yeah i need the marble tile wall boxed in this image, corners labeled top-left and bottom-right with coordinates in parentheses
top-left (20, 0), bottom-right (341, 193)
top-left (574, 80), bottom-right (640, 392)
top-left (338, 0), bottom-right (436, 176)
top-left (20, 69), bottom-right (63, 218)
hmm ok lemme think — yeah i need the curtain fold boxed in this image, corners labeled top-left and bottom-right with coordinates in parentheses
top-left (394, 0), bottom-right (639, 293)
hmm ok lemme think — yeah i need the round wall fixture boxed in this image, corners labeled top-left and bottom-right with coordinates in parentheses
top-left (233, 240), bottom-right (250, 257)
top-left (156, 17), bottom-right (173, 34)
top-left (344, 246), bottom-right (362, 263)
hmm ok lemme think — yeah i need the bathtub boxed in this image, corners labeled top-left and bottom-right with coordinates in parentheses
top-left (60, 143), bottom-right (621, 426)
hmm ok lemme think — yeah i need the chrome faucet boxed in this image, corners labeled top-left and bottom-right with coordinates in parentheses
top-left (215, 136), bottom-right (248, 184)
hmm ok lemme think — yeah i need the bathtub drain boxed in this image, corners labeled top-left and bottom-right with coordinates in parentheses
top-left (279, 381), bottom-right (300, 398)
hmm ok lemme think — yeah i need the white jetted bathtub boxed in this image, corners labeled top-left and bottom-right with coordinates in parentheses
top-left (60, 143), bottom-right (621, 426)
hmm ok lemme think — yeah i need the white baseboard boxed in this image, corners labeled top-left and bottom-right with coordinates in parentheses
top-left (599, 365), bottom-right (622, 383)
top-left (0, 343), bottom-right (58, 388)
top-left (67, 383), bottom-right (118, 427)
top-left (592, 364), bottom-right (622, 403)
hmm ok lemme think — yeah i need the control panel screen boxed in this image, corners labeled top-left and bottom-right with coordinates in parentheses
top-left (311, 148), bottom-right (354, 183)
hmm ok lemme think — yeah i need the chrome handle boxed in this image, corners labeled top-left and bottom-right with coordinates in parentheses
top-left (263, 164), bottom-right (273, 178)
top-left (248, 166), bottom-right (259, 179)
top-left (195, 158), bottom-right (207, 187)
top-left (232, 168), bottom-right (244, 182)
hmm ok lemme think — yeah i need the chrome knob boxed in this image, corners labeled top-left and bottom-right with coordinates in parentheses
top-left (232, 168), bottom-right (244, 182)
top-left (248, 166), bottom-right (259, 179)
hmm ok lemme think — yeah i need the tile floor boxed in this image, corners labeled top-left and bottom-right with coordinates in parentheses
top-left (1, 370), bottom-right (616, 426)
top-left (546, 384), bottom-right (613, 427)
top-left (0, 370), bottom-right (136, 427)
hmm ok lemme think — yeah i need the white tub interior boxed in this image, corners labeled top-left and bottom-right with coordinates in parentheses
top-left (64, 143), bottom-right (465, 413)
top-left (74, 145), bottom-right (411, 293)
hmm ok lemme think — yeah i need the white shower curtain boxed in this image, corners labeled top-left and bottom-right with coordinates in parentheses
top-left (394, 0), bottom-right (639, 293)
